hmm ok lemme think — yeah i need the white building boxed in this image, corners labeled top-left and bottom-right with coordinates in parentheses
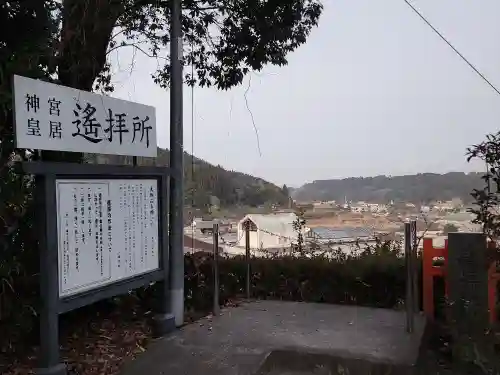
top-left (369, 203), bottom-right (388, 213)
top-left (237, 213), bottom-right (299, 249)
top-left (420, 205), bottom-right (431, 213)
top-left (350, 201), bottom-right (388, 213)
top-left (351, 204), bottom-right (368, 213)
top-left (432, 201), bottom-right (456, 212)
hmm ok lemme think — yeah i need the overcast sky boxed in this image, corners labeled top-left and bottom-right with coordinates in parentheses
top-left (110, 0), bottom-right (500, 188)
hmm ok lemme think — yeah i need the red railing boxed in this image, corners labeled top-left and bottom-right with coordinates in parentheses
top-left (422, 238), bottom-right (500, 323)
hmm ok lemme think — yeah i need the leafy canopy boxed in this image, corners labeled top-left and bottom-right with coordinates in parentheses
top-left (2, 0), bottom-right (322, 91)
top-left (52, 0), bottom-right (323, 92)
top-left (467, 132), bottom-right (500, 239)
top-left (120, 0), bottom-right (322, 89)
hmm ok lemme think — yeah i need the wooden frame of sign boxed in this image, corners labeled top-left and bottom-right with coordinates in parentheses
top-left (24, 162), bottom-right (174, 375)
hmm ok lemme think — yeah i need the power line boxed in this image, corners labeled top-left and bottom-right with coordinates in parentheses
top-left (403, 0), bottom-right (500, 97)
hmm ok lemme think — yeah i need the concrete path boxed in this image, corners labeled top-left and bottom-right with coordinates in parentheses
top-left (120, 301), bottom-right (426, 375)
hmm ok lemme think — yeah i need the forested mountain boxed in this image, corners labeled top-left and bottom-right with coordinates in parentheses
top-left (292, 172), bottom-right (483, 204)
top-left (87, 148), bottom-right (289, 209)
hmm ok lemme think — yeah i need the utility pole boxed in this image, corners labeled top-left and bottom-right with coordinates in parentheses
top-left (404, 221), bottom-right (415, 333)
top-left (169, 0), bottom-right (184, 327)
top-left (212, 223), bottom-right (220, 315)
top-left (410, 220), bottom-right (419, 313)
top-left (245, 222), bottom-right (251, 299)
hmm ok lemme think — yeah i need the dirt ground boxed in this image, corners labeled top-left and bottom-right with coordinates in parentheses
top-left (305, 212), bottom-right (401, 231)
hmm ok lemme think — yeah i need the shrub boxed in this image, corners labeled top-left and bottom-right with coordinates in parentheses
top-left (184, 244), bottom-right (420, 313)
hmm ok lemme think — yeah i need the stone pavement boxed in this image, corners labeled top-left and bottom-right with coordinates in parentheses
top-left (120, 301), bottom-right (426, 375)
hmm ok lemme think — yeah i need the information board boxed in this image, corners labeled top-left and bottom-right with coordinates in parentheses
top-left (56, 179), bottom-right (159, 297)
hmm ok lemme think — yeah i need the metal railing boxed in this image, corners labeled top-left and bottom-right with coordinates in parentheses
top-left (404, 220), bottom-right (419, 333)
top-left (211, 220), bottom-right (419, 335)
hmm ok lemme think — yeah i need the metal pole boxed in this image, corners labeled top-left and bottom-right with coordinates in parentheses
top-left (168, 0), bottom-right (184, 327)
top-left (38, 175), bottom-right (67, 375)
top-left (245, 222), bottom-right (251, 300)
top-left (410, 220), bottom-right (419, 312)
top-left (404, 222), bottom-right (414, 333)
top-left (212, 223), bottom-right (220, 315)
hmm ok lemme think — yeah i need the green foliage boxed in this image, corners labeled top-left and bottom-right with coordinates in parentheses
top-left (467, 134), bottom-right (500, 240)
top-left (282, 184), bottom-right (289, 197)
top-left (291, 208), bottom-right (306, 253)
top-left (294, 172), bottom-right (483, 204)
top-left (89, 148), bottom-right (289, 209)
top-left (144, 0), bottom-right (324, 89)
top-left (184, 152), bottom-right (289, 208)
top-left (463, 133), bottom-right (500, 374)
top-left (0, 1), bottom-right (58, 335)
top-left (442, 223), bottom-right (459, 234)
top-left (184, 245), bottom-right (414, 313)
top-left (1, 0), bottom-right (324, 92)
top-left (70, 0), bottom-right (323, 90)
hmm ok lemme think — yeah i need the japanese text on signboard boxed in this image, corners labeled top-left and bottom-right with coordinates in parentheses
top-left (57, 179), bottom-right (159, 297)
top-left (14, 75), bottom-right (157, 157)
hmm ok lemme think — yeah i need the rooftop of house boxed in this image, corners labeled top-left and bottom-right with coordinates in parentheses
top-left (191, 217), bottom-right (233, 229)
top-left (240, 213), bottom-right (298, 237)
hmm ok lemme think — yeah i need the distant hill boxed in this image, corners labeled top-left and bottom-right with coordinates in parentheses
top-left (87, 148), bottom-right (289, 209)
top-left (292, 172), bottom-right (484, 204)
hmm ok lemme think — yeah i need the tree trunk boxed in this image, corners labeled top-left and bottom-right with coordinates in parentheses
top-left (59, 0), bottom-right (121, 90)
top-left (43, 0), bottom-right (122, 163)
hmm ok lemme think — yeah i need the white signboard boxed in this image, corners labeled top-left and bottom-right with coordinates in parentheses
top-left (56, 179), bottom-right (160, 297)
top-left (13, 75), bottom-right (157, 157)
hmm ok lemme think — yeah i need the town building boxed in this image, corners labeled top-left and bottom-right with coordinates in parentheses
top-left (237, 213), bottom-right (299, 250)
top-left (350, 202), bottom-right (387, 214)
top-left (190, 217), bottom-right (232, 234)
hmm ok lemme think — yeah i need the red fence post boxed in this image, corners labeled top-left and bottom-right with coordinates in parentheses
top-left (423, 236), bottom-right (500, 324)
top-left (422, 238), bottom-right (448, 321)
top-left (422, 238), bottom-right (435, 320)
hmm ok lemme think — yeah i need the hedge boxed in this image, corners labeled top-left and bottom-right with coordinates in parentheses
top-left (183, 248), bottom-right (421, 313)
